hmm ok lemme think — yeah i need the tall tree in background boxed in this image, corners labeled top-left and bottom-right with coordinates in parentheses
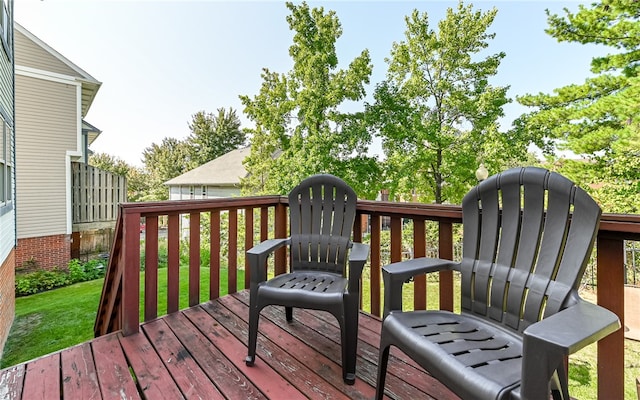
top-left (516, 1), bottom-right (639, 212)
top-left (142, 137), bottom-right (191, 200)
top-left (187, 107), bottom-right (245, 168)
top-left (240, 1), bottom-right (378, 198)
top-left (89, 153), bottom-right (150, 202)
top-left (370, 2), bottom-right (513, 204)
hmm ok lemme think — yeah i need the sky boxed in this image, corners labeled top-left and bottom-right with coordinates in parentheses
top-left (15, 0), bottom-right (607, 167)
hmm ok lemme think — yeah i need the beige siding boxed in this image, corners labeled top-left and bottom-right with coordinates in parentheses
top-left (15, 30), bottom-right (78, 77)
top-left (15, 74), bottom-right (77, 238)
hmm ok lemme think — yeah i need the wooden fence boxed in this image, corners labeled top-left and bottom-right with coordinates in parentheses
top-left (71, 162), bottom-right (127, 225)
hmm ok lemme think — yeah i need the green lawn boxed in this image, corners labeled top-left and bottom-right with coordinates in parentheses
top-left (1, 267), bottom-right (244, 368)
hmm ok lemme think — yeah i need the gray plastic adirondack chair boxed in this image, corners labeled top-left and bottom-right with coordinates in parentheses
top-left (245, 174), bottom-right (369, 384)
top-left (376, 167), bottom-right (621, 400)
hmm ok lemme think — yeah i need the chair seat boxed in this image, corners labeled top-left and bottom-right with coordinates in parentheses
top-left (383, 310), bottom-right (523, 400)
top-left (257, 271), bottom-right (348, 311)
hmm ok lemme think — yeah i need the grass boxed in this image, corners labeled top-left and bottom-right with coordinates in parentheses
top-left (0, 266), bottom-right (244, 368)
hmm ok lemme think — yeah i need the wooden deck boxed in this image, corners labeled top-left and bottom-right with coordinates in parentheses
top-left (0, 290), bottom-right (458, 400)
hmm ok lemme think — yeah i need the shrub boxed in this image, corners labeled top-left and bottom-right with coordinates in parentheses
top-left (15, 259), bottom-right (107, 297)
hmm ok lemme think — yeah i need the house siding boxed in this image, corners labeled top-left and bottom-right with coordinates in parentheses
top-left (15, 74), bottom-right (77, 239)
top-left (14, 29), bottom-right (78, 77)
top-left (168, 185), bottom-right (240, 200)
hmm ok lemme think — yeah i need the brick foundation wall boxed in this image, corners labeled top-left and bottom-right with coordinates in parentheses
top-left (16, 234), bottom-right (71, 271)
top-left (0, 250), bottom-right (15, 359)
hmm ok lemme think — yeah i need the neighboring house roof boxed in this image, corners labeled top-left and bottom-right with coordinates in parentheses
top-left (14, 22), bottom-right (102, 117)
top-left (165, 147), bottom-right (250, 187)
top-left (83, 120), bottom-right (102, 146)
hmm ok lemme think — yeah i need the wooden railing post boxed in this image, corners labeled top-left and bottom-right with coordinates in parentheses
top-left (144, 216), bottom-right (159, 321)
top-left (597, 235), bottom-right (624, 400)
top-left (274, 203), bottom-right (287, 275)
top-left (122, 211), bottom-right (141, 336)
top-left (167, 213), bottom-right (180, 314)
top-left (210, 210), bottom-right (221, 300)
top-left (439, 220), bottom-right (454, 311)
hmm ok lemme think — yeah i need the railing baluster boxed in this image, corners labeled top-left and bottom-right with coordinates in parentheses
top-left (370, 214), bottom-right (381, 317)
top-left (189, 212), bottom-right (201, 307)
top-left (413, 219), bottom-right (427, 310)
top-left (144, 216), bottom-right (159, 321)
top-left (228, 209), bottom-right (238, 294)
top-left (245, 207), bottom-right (254, 289)
top-left (274, 203), bottom-right (287, 275)
top-left (390, 217), bottom-right (402, 264)
top-left (167, 213), bottom-right (180, 314)
top-left (439, 220), bottom-right (454, 312)
top-left (210, 210), bottom-right (221, 300)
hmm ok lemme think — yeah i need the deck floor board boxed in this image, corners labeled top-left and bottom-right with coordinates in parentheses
top-left (0, 291), bottom-right (459, 400)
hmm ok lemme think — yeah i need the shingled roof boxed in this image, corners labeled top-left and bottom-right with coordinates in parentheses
top-left (164, 147), bottom-right (250, 186)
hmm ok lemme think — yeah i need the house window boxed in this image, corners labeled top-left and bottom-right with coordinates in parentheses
top-left (189, 185), bottom-right (195, 199)
top-left (201, 186), bottom-right (207, 199)
top-left (0, 118), bottom-right (13, 204)
top-left (0, 0), bottom-right (12, 60)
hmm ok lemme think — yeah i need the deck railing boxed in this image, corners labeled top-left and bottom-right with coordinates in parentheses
top-left (94, 196), bottom-right (640, 400)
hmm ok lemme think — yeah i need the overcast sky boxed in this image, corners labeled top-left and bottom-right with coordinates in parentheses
top-left (15, 1), bottom-right (606, 166)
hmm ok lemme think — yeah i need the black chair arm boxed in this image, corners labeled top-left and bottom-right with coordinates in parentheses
top-left (382, 257), bottom-right (458, 318)
top-left (520, 300), bottom-right (621, 399)
top-left (347, 242), bottom-right (369, 292)
top-left (246, 238), bottom-right (291, 285)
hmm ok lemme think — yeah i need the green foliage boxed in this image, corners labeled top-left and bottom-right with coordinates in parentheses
top-left (370, 2), bottom-right (518, 204)
top-left (187, 108), bottom-right (246, 168)
top-left (515, 1), bottom-right (640, 213)
top-left (240, 1), bottom-right (379, 198)
top-left (141, 137), bottom-right (191, 200)
top-left (15, 259), bottom-right (106, 297)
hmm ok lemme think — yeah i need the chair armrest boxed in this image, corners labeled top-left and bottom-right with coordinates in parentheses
top-left (520, 300), bottom-right (621, 399)
top-left (347, 242), bottom-right (369, 292)
top-left (382, 257), bottom-right (457, 317)
top-left (246, 238), bottom-right (290, 284)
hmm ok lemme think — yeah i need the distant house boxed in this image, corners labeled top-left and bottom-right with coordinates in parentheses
top-left (165, 147), bottom-right (250, 199)
top-left (14, 23), bottom-right (124, 270)
top-left (0, 0), bottom-right (15, 357)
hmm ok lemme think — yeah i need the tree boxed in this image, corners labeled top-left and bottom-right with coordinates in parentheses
top-left (240, 1), bottom-right (378, 198)
top-left (89, 153), bottom-right (150, 202)
top-left (515, 1), bottom-right (640, 212)
top-left (142, 137), bottom-right (191, 200)
top-left (370, 2), bottom-right (514, 204)
top-left (187, 108), bottom-right (245, 168)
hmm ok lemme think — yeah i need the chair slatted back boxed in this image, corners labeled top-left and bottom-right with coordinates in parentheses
top-left (460, 167), bottom-right (601, 332)
top-left (288, 174), bottom-right (357, 275)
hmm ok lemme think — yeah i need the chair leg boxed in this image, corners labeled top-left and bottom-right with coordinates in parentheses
top-left (285, 306), bottom-right (293, 322)
top-left (376, 343), bottom-right (391, 400)
top-left (342, 300), bottom-right (358, 385)
top-left (246, 292), bottom-right (260, 366)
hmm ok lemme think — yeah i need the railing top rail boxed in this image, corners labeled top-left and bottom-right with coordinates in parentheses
top-left (117, 195), bottom-right (640, 239)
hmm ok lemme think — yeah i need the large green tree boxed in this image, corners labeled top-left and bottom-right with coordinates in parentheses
top-left (240, 2), bottom-right (378, 198)
top-left (370, 2), bottom-right (514, 204)
top-left (516, 1), bottom-right (640, 212)
top-left (187, 107), bottom-right (245, 168)
top-left (89, 153), bottom-right (150, 202)
top-left (142, 137), bottom-right (191, 200)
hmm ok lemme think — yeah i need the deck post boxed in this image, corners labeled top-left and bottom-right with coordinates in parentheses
top-left (596, 235), bottom-right (624, 400)
top-left (122, 211), bottom-right (141, 336)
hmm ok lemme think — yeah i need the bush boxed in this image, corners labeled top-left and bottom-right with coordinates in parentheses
top-left (15, 259), bottom-right (106, 297)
